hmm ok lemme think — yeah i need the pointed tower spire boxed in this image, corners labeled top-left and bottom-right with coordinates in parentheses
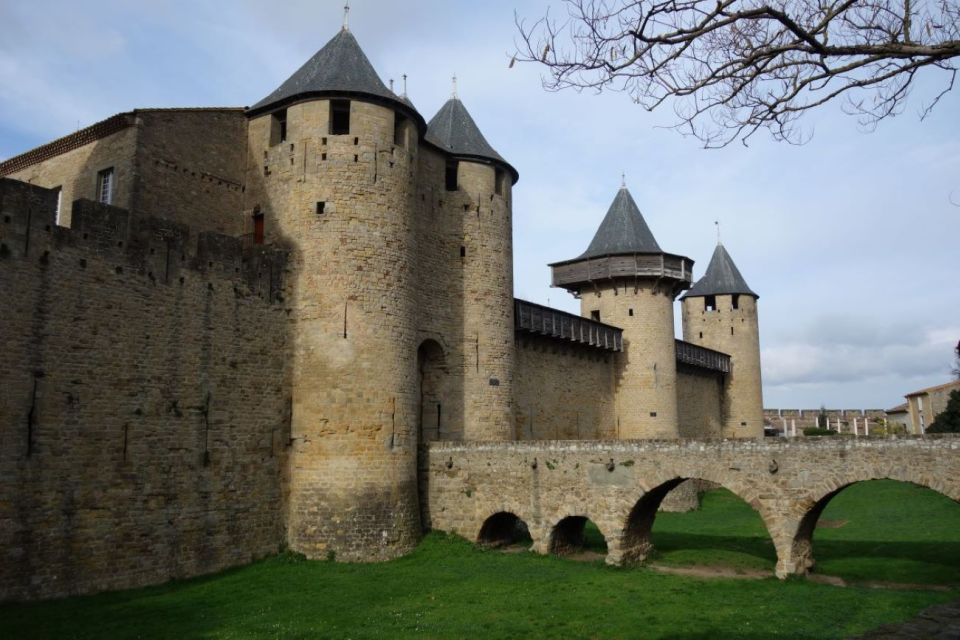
top-left (248, 27), bottom-right (425, 122)
top-left (573, 187), bottom-right (662, 260)
top-left (683, 243), bottom-right (757, 298)
top-left (343, 1), bottom-right (350, 30)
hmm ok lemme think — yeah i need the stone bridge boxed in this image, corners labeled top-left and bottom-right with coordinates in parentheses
top-left (420, 437), bottom-right (960, 577)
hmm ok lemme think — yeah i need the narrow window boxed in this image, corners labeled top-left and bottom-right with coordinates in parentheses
top-left (459, 245), bottom-right (466, 257)
top-left (330, 100), bottom-right (350, 135)
top-left (699, 331), bottom-right (703, 339)
top-left (590, 310), bottom-right (600, 322)
top-left (494, 167), bottom-right (504, 195)
top-left (704, 295), bottom-right (716, 311)
top-left (732, 294), bottom-right (740, 309)
top-left (53, 186), bottom-right (63, 225)
top-left (650, 412), bottom-right (657, 417)
top-left (97, 168), bottom-right (114, 205)
top-left (445, 160), bottom-right (459, 191)
top-left (271, 108), bottom-right (288, 145)
top-left (628, 308), bottom-right (634, 316)
top-left (316, 202), bottom-right (326, 215)
top-left (253, 211), bottom-right (265, 244)
top-left (730, 326), bottom-right (734, 335)
top-left (394, 114), bottom-right (406, 147)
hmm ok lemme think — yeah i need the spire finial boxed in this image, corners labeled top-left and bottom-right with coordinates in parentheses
top-left (343, 1), bottom-right (350, 30)
top-left (715, 220), bottom-right (722, 245)
top-left (402, 73), bottom-right (408, 96)
top-left (389, 78), bottom-right (394, 93)
top-left (621, 172), bottom-right (626, 188)
top-left (452, 74), bottom-right (458, 99)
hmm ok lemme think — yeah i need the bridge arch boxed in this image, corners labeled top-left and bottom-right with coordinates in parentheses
top-left (477, 511), bottom-right (534, 549)
top-left (786, 474), bottom-right (960, 576)
top-left (548, 514), bottom-right (609, 557)
top-left (614, 474), bottom-right (778, 567)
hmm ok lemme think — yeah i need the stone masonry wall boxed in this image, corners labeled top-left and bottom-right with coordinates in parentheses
top-left (133, 109), bottom-right (247, 235)
top-left (245, 99), bottom-right (422, 563)
top-left (676, 366), bottom-right (724, 439)
top-left (514, 334), bottom-right (617, 440)
top-left (422, 436), bottom-right (960, 578)
top-left (682, 294), bottom-right (763, 438)
top-left (0, 179), bottom-right (290, 601)
top-left (3, 123), bottom-right (139, 227)
top-left (581, 283), bottom-right (680, 438)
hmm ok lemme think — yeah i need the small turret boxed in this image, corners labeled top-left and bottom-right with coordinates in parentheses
top-left (681, 242), bottom-right (763, 438)
top-left (550, 186), bottom-right (693, 439)
top-left (425, 93), bottom-right (517, 440)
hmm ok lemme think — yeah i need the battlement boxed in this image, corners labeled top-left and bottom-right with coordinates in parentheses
top-left (0, 178), bottom-right (286, 302)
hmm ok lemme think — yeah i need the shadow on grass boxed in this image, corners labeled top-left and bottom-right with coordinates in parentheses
top-left (652, 532), bottom-right (777, 564)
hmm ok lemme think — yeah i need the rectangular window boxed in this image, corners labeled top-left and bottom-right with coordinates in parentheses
top-left (253, 212), bottom-right (265, 244)
top-left (53, 186), bottom-right (62, 225)
top-left (704, 295), bottom-right (716, 311)
top-left (445, 160), bottom-right (459, 191)
top-left (732, 294), bottom-right (740, 309)
top-left (494, 168), bottom-right (504, 195)
top-left (271, 108), bottom-right (288, 145)
top-left (590, 310), bottom-right (600, 322)
top-left (97, 168), bottom-right (114, 205)
top-left (330, 100), bottom-right (350, 135)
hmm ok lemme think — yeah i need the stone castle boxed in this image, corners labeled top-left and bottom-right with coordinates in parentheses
top-left (0, 25), bottom-right (764, 599)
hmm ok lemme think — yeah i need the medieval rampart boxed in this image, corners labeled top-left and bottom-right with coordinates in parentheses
top-left (0, 179), bottom-right (290, 601)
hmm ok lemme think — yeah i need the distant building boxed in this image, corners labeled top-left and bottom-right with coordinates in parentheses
top-left (884, 402), bottom-right (910, 429)
top-left (905, 380), bottom-right (960, 434)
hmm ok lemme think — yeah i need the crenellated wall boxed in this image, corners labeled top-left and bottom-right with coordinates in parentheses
top-left (0, 179), bottom-right (290, 601)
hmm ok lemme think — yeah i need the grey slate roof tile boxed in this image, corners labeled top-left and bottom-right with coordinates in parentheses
top-left (250, 29), bottom-right (402, 113)
top-left (575, 187), bottom-right (662, 260)
top-left (683, 243), bottom-right (757, 298)
top-left (425, 98), bottom-right (505, 164)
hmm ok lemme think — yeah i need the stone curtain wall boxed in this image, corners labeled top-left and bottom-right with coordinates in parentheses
top-left (514, 334), bottom-right (617, 440)
top-left (676, 367), bottom-right (724, 439)
top-left (0, 179), bottom-right (290, 601)
top-left (421, 436), bottom-right (960, 578)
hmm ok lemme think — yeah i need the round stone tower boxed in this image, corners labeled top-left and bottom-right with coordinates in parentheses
top-left (550, 187), bottom-right (693, 438)
top-left (244, 26), bottom-right (427, 561)
top-left (680, 243), bottom-right (763, 438)
top-left (425, 97), bottom-right (518, 441)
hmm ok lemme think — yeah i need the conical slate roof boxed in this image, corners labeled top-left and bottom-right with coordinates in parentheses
top-left (425, 98), bottom-right (506, 166)
top-left (249, 29), bottom-right (402, 115)
top-left (683, 243), bottom-right (757, 298)
top-left (575, 187), bottom-right (662, 260)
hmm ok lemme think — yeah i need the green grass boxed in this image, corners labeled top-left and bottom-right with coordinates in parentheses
top-left (650, 480), bottom-right (960, 585)
top-left (0, 533), bottom-right (953, 640)
top-left (1, 480), bottom-right (957, 639)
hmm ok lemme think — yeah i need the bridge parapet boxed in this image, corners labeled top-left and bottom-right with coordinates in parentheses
top-left (421, 436), bottom-right (960, 578)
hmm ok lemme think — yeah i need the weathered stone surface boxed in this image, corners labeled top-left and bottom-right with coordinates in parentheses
top-left (421, 437), bottom-right (960, 577)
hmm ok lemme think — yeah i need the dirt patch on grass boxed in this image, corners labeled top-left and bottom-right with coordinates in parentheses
top-left (648, 563), bottom-right (772, 580)
top-left (816, 519), bottom-right (848, 529)
top-left (807, 574), bottom-right (953, 592)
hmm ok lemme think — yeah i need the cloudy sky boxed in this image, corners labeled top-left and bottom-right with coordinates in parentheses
top-left (1, 0), bottom-right (957, 410)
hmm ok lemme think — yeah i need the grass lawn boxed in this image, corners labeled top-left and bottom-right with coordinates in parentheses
top-left (651, 480), bottom-right (960, 586)
top-left (1, 480), bottom-right (956, 639)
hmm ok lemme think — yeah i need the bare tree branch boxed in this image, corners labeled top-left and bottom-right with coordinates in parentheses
top-left (515, 0), bottom-right (960, 147)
